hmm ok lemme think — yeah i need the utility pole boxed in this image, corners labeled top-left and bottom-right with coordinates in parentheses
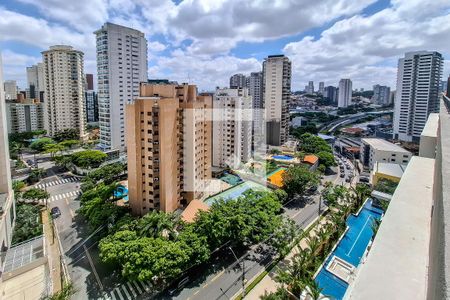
top-left (229, 247), bottom-right (246, 298)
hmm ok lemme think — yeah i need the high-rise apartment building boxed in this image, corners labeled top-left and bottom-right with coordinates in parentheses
top-left (307, 81), bottom-right (314, 94)
top-left (393, 51), bottom-right (443, 142)
top-left (249, 72), bottom-right (263, 109)
top-left (6, 99), bottom-right (44, 133)
top-left (212, 88), bottom-right (252, 168)
top-left (85, 73), bottom-right (94, 90)
top-left (338, 78), bottom-right (352, 108)
top-left (0, 54), bottom-right (16, 251)
top-left (372, 84), bottom-right (391, 106)
top-left (324, 86), bottom-right (337, 104)
top-left (126, 83), bottom-right (212, 215)
top-left (42, 45), bottom-right (86, 138)
top-left (318, 82), bottom-right (324, 94)
top-left (229, 73), bottom-right (247, 89)
top-left (26, 63), bottom-right (44, 101)
top-left (3, 80), bottom-right (17, 100)
top-left (263, 55), bottom-right (291, 146)
top-left (95, 23), bottom-right (148, 151)
top-left (446, 74), bottom-right (450, 97)
top-left (85, 90), bottom-right (98, 123)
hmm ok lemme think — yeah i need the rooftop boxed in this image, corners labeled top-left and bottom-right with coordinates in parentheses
top-left (361, 138), bottom-right (410, 153)
top-left (373, 162), bottom-right (406, 179)
top-left (303, 154), bottom-right (319, 165)
top-left (346, 156), bottom-right (435, 299)
top-left (181, 200), bottom-right (209, 223)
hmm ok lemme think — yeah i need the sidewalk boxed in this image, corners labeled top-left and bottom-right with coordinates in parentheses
top-left (244, 217), bottom-right (329, 300)
top-left (42, 209), bottom-right (62, 294)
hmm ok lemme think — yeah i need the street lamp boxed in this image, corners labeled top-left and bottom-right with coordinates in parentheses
top-left (228, 246), bottom-right (245, 298)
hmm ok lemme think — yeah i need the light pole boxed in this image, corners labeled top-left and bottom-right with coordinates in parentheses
top-left (229, 247), bottom-right (245, 298)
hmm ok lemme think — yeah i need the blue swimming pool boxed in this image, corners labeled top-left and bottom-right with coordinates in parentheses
top-left (272, 154), bottom-right (294, 160)
top-left (315, 200), bottom-right (383, 299)
top-left (204, 181), bottom-right (268, 206)
top-left (114, 185), bottom-right (128, 201)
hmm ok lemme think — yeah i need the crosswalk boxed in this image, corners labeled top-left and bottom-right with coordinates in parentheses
top-left (103, 280), bottom-right (152, 300)
top-left (36, 176), bottom-right (80, 189)
top-left (47, 190), bottom-right (81, 203)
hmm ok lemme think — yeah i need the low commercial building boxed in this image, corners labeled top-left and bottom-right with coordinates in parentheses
top-left (370, 162), bottom-right (405, 186)
top-left (360, 138), bottom-right (412, 170)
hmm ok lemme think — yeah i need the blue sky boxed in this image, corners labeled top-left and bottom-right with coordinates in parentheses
top-left (1, 0), bottom-right (449, 91)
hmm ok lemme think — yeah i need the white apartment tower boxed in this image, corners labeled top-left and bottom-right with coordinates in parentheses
top-left (318, 81), bottom-right (324, 94)
top-left (42, 45), bottom-right (86, 138)
top-left (213, 88), bottom-right (253, 168)
top-left (338, 78), bottom-right (352, 108)
top-left (3, 80), bottom-right (17, 100)
top-left (26, 63), bottom-right (44, 101)
top-left (263, 55), bottom-right (291, 146)
top-left (307, 81), bottom-right (314, 94)
top-left (0, 53), bottom-right (16, 251)
top-left (372, 84), bottom-right (391, 106)
top-left (95, 23), bottom-right (148, 151)
top-left (393, 51), bottom-right (443, 142)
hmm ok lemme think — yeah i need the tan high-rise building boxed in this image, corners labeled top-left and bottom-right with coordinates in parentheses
top-left (42, 45), bottom-right (86, 138)
top-left (126, 83), bottom-right (212, 215)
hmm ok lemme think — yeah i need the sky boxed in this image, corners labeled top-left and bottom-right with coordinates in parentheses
top-left (1, 0), bottom-right (450, 92)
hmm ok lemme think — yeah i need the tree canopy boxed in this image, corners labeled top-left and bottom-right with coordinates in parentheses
top-left (54, 128), bottom-right (79, 142)
top-left (22, 188), bottom-right (50, 203)
top-left (282, 165), bottom-right (320, 197)
top-left (298, 133), bottom-right (332, 154)
top-left (70, 150), bottom-right (107, 168)
top-left (12, 204), bottom-right (42, 244)
top-left (30, 138), bottom-right (55, 152)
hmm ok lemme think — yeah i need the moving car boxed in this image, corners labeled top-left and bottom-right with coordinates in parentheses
top-left (50, 206), bottom-right (61, 218)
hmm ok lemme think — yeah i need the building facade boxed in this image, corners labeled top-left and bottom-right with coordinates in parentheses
top-left (26, 63), bottom-right (44, 101)
top-left (324, 86), bottom-right (337, 104)
top-left (229, 73), bottom-right (247, 89)
top-left (85, 90), bottom-right (98, 123)
top-left (307, 81), bottom-right (314, 94)
top-left (360, 138), bottom-right (412, 170)
top-left (0, 54), bottom-right (16, 254)
top-left (85, 73), bottom-right (94, 90)
top-left (338, 78), bottom-right (352, 108)
top-left (126, 83), bottom-right (212, 216)
top-left (42, 45), bottom-right (86, 138)
top-left (95, 23), bottom-right (148, 151)
top-left (263, 55), bottom-right (291, 146)
top-left (3, 80), bottom-right (17, 100)
top-left (6, 100), bottom-right (44, 133)
top-left (318, 81), bottom-right (324, 94)
top-left (212, 88), bottom-right (252, 168)
top-left (372, 84), bottom-right (391, 106)
top-left (393, 51), bottom-right (443, 142)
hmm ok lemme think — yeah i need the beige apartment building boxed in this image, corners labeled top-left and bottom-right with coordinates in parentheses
top-left (126, 83), bottom-right (212, 215)
top-left (212, 87), bottom-right (253, 168)
top-left (42, 45), bottom-right (86, 138)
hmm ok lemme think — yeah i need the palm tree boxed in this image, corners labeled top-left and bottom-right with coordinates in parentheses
top-left (137, 211), bottom-right (178, 239)
top-left (351, 183), bottom-right (372, 210)
top-left (305, 279), bottom-right (325, 300)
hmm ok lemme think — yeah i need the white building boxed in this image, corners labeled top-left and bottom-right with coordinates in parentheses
top-left (346, 100), bottom-right (450, 300)
top-left (26, 63), bottom-right (44, 101)
top-left (360, 138), bottom-right (412, 170)
top-left (307, 81), bottom-right (314, 94)
top-left (229, 73), bottom-right (247, 89)
top-left (393, 51), bottom-right (443, 142)
top-left (95, 23), bottom-right (148, 151)
top-left (6, 100), bottom-right (44, 133)
top-left (212, 88), bottom-right (252, 168)
top-left (338, 78), bottom-right (352, 108)
top-left (318, 81), bottom-right (324, 94)
top-left (0, 53), bottom-right (16, 254)
top-left (3, 80), bottom-right (17, 100)
top-left (263, 55), bottom-right (291, 146)
top-left (372, 84), bottom-right (391, 106)
top-left (42, 45), bottom-right (86, 138)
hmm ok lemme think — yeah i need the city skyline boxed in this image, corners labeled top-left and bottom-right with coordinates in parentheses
top-left (1, 0), bottom-right (449, 91)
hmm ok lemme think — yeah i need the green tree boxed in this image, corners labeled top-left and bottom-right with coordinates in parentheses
top-left (21, 188), bottom-right (50, 204)
top-left (54, 128), bottom-right (79, 142)
top-left (298, 133), bottom-right (332, 154)
top-left (282, 165), bottom-right (320, 197)
top-left (53, 155), bottom-right (73, 170)
top-left (351, 183), bottom-right (372, 212)
top-left (70, 150), bottom-right (107, 168)
top-left (30, 137), bottom-right (55, 152)
top-left (12, 204), bottom-right (43, 244)
top-left (136, 211), bottom-right (179, 239)
top-left (12, 180), bottom-right (26, 193)
top-left (59, 139), bottom-right (80, 150)
top-left (42, 282), bottom-right (75, 300)
top-left (28, 168), bottom-right (46, 183)
top-left (44, 143), bottom-right (65, 157)
top-left (316, 151), bottom-right (336, 168)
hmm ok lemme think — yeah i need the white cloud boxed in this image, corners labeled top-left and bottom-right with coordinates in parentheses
top-left (1, 50), bottom-right (40, 88)
top-left (16, 0), bottom-right (108, 32)
top-left (148, 41), bottom-right (166, 52)
top-left (283, 0), bottom-right (450, 89)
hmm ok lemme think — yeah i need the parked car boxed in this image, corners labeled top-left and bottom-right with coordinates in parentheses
top-left (168, 277), bottom-right (190, 296)
top-left (345, 178), bottom-right (351, 183)
top-left (340, 174), bottom-right (345, 178)
top-left (51, 207), bottom-right (61, 218)
top-left (359, 177), bottom-right (370, 183)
